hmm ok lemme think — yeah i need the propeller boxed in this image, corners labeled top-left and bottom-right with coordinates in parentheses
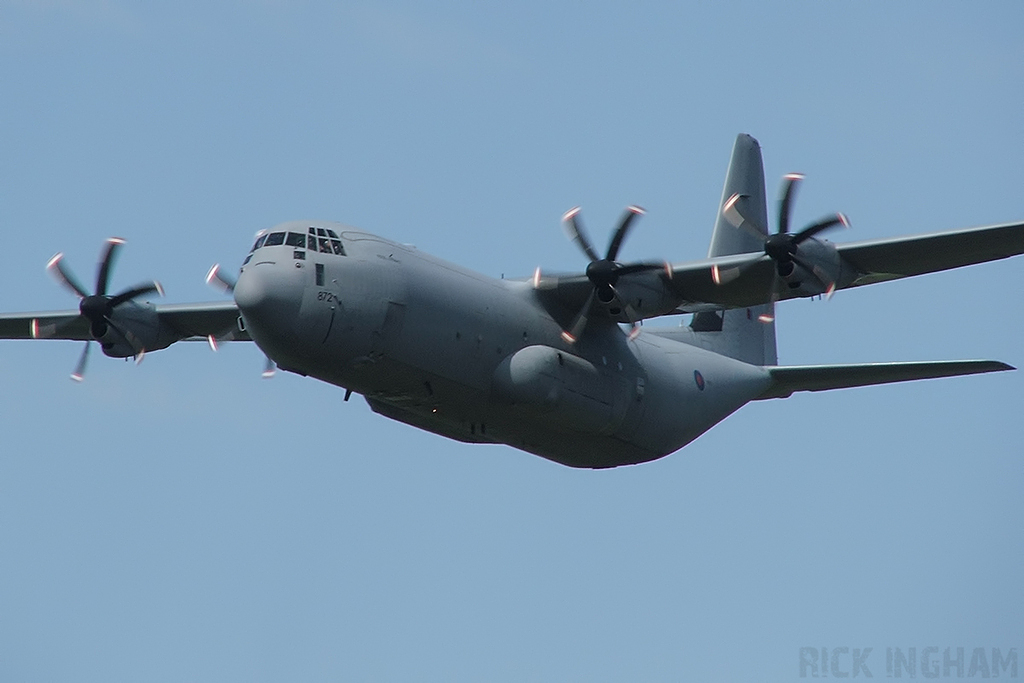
top-left (714, 173), bottom-right (848, 297)
top-left (558, 205), bottom-right (667, 343)
top-left (206, 263), bottom-right (274, 378)
top-left (262, 356), bottom-right (277, 379)
top-left (205, 263), bottom-right (237, 293)
top-left (46, 238), bottom-right (163, 381)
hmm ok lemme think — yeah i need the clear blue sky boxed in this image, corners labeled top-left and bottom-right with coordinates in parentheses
top-left (1, 2), bottom-right (1022, 681)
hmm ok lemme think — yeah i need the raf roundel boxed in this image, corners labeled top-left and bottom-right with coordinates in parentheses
top-left (694, 370), bottom-right (706, 391)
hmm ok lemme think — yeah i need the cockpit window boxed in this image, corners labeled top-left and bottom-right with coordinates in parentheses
top-left (255, 226), bottom-right (345, 256)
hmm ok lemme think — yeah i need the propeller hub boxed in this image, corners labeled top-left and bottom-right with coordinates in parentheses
top-left (79, 295), bottom-right (111, 322)
top-left (764, 233), bottom-right (796, 262)
top-left (585, 259), bottom-right (619, 286)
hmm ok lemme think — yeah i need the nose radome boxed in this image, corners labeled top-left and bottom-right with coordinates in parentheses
top-left (233, 262), bottom-right (302, 340)
top-left (233, 264), bottom-right (271, 312)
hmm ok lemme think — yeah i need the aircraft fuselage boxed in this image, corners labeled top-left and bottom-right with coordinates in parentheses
top-left (233, 221), bottom-right (771, 468)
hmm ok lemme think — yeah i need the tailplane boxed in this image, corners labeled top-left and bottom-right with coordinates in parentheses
top-left (756, 360), bottom-right (1013, 399)
top-left (690, 134), bottom-right (777, 365)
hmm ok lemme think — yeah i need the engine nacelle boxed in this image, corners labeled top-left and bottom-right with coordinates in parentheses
top-left (781, 238), bottom-right (841, 297)
top-left (601, 269), bottom-right (678, 323)
top-left (491, 345), bottom-right (627, 434)
top-left (98, 302), bottom-right (169, 358)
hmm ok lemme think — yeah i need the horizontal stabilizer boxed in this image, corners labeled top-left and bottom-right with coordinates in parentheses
top-left (756, 360), bottom-right (1013, 400)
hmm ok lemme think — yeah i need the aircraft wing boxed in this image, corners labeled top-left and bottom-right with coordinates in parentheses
top-left (0, 301), bottom-right (249, 343)
top-left (665, 219), bottom-right (1024, 311)
top-left (0, 309), bottom-right (88, 340)
top-left (833, 220), bottom-right (1024, 286)
top-left (151, 302), bottom-right (250, 342)
top-left (756, 360), bottom-right (1013, 400)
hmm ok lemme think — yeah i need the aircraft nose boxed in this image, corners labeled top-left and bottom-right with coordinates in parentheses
top-left (234, 261), bottom-right (302, 346)
top-left (233, 264), bottom-right (271, 312)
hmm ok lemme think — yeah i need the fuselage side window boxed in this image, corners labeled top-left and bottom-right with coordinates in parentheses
top-left (285, 232), bottom-right (306, 248)
top-left (265, 232), bottom-right (286, 246)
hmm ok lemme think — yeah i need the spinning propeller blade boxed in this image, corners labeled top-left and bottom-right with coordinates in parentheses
top-left (557, 205), bottom-right (665, 343)
top-left (205, 263), bottom-right (237, 293)
top-left (45, 239), bottom-right (162, 380)
top-left (70, 342), bottom-right (90, 382)
top-left (718, 174), bottom-right (849, 294)
top-left (46, 253), bottom-right (90, 299)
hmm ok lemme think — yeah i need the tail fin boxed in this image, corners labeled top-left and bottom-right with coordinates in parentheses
top-left (690, 134), bottom-right (777, 366)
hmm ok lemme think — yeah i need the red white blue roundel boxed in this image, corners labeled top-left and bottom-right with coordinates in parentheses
top-left (694, 370), bottom-right (705, 391)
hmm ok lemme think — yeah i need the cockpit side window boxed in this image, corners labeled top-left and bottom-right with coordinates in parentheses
top-left (318, 237), bottom-right (332, 253)
top-left (285, 232), bottom-right (306, 248)
top-left (252, 234), bottom-right (268, 252)
top-left (331, 239), bottom-right (345, 255)
top-left (265, 232), bottom-right (286, 246)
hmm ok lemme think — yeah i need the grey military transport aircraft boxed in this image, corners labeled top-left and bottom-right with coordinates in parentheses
top-left (3, 134), bottom-right (1023, 468)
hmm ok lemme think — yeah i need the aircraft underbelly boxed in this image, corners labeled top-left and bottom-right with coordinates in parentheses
top-left (347, 339), bottom-right (771, 469)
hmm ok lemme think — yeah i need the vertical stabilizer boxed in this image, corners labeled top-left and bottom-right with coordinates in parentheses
top-left (691, 134), bottom-right (778, 366)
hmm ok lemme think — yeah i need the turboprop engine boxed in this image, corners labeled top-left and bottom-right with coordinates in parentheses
top-left (43, 238), bottom-right (168, 379)
top-left (713, 173), bottom-right (849, 299)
